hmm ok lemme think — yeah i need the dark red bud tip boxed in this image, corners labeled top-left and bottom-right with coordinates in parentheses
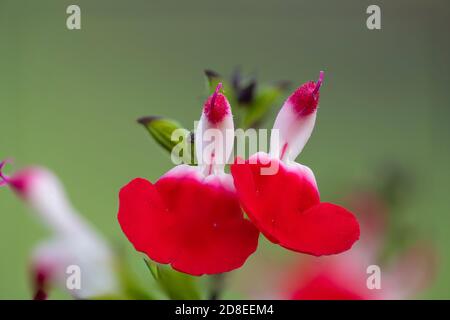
top-left (137, 116), bottom-right (161, 126)
top-left (289, 71), bottom-right (324, 116)
top-left (203, 82), bottom-right (230, 124)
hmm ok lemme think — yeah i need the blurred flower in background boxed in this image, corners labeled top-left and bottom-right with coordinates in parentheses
top-left (0, 160), bottom-right (141, 299)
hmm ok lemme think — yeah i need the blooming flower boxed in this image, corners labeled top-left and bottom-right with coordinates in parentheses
top-left (0, 160), bottom-right (119, 299)
top-left (231, 72), bottom-right (360, 256)
top-left (118, 84), bottom-right (259, 276)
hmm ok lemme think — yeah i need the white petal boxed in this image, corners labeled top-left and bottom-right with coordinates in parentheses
top-left (195, 105), bottom-right (234, 175)
top-left (270, 101), bottom-right (316, 162)
top-left (32, 234), bottom-right (119, 299)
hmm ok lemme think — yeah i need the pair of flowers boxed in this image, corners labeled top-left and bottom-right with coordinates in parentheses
top-left (118, 71), bottom-right (360, 276)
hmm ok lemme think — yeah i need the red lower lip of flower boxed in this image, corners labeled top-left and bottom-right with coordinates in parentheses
top-left (117, 170), bottom-right (259, 276)
top-left (231, 153), bottom-right (360, 256)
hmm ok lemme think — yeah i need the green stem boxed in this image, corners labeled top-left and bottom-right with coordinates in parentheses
top-left (209, 273), bottom-right (226, 300)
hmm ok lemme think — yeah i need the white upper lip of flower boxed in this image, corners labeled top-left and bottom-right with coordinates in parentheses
top-left (270, 72), bottom-right (324, 164)
top-left (195, 83), bottom-right (235, 176)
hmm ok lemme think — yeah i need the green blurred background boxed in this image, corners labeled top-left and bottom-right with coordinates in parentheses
top-left (1, 0), bottom-right (450, 299)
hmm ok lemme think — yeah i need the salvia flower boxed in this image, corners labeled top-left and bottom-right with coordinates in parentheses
top-left (231, 72), bottom-right (360, 256)
top-left (0, 160), bottom-right (119, 299)
top-left (118, 84), bottom-right (259, 276)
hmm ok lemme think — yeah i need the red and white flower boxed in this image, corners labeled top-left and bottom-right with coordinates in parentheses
top-left (0, 160), bottom-right (119, 299)
top-left (118, 84), bottom-right (259, 276)
top-left (231, 72), bottom-right (360, 256)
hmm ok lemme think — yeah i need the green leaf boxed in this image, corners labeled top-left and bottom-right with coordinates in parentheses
top-left (147, 261), bottom-right (160, 279)
top-left (241, 85), bottom-right (286, 129)
top-left (138, 116), bottom-right (195, 164)
top-left (138, 116), bottom-right (185, 151)
top-left (144, 259), bottom-right (202, 300)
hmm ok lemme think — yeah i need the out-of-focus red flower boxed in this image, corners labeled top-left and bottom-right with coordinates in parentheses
top-left (231, 72), bottom-right (360, 256)
top-left (118, 84), bottom-right (259, 276)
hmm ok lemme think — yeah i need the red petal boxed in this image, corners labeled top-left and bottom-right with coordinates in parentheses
top-left (231, 155), bottom-right (320, 243)
top-left (118, 178), bottom-right (177, 264)
top-left (279, 203), bottom-right (360, 256)
top-left (231, 154), bottom-right (359, 256)
top-left (118, 170), bottom-right (259, 275)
